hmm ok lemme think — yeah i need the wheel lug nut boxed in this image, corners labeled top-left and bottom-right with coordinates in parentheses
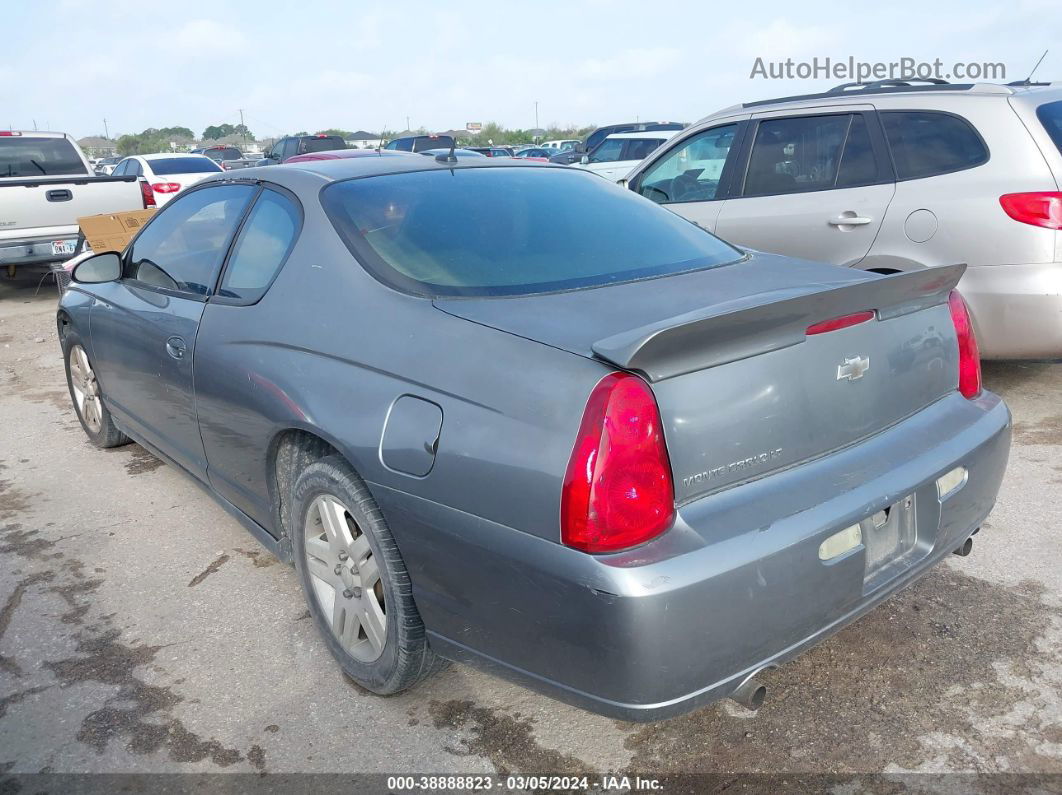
top-left (333, 564), bottom-right (343, 576)
top-left (337, 551), bottom-right (348, 561)
top-left (343, 589), bottom-right (354, 599)
top-left (351, 586), bottom-right (362, 598)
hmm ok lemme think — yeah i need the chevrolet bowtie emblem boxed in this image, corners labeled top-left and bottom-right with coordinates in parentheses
top-left (837, 355), bottom-right (870, 382)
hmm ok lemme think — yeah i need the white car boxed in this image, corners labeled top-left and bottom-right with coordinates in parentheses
top-left (110, 153), bottom-right (223, 206)
top-left (541, 139), bottom-right (581, 152)
top-left (573, 131), bottom-right (674, 182)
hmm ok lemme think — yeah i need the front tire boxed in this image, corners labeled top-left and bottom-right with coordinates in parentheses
top-left (291, 455), bottom-right (446, 694)
top-left (64, 339), bottom-right (130, 449)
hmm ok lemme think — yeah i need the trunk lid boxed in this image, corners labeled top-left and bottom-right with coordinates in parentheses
top-left (436, 254), bottom-right (965, 502)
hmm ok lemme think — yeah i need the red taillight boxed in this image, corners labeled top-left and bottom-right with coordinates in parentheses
top-left (561, 373), bottom-right (675, 554)
top-left (948, 291), bottom-right (981, 399)
top-left (151, 182), bottom-right (181, 193)
top-left (999, 192), bottom-right (1062, 229)
top-left (0, 131), bottom-right (21, 136)
top-left (139, 179), bottom-right (156, 209)
top-left (806, 310), bottom-right (875, 335)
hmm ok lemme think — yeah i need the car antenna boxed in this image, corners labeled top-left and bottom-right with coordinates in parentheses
top-left (1020, 49), bottom-right (1049, 85)
top-left (435, 137), bottom-right (458, 164)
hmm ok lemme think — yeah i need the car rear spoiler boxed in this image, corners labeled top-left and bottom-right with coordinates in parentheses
top-left (591, 264), bottom-right (966, 381)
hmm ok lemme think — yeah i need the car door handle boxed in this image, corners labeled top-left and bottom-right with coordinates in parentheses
top-left (828, 214), bottom-right (873, 226)
top-left (165, 336), bottom-right (187, 360)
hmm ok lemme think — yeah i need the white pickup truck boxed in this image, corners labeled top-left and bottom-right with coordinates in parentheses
top-left (0, 131), bottom-right (151, 276)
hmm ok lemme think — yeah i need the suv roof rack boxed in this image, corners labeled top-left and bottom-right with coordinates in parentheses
top-left (742, 78), bottom-right (978, 108)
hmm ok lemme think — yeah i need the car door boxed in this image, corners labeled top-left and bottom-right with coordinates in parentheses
top-left (192, 186), bottom-right (303, 527)
top-left (627, 120), bottom-right (748, 233)
top-left (712, 107), bottom-right (895, 266)
top-left (86, 182), bottom-right (258, 478)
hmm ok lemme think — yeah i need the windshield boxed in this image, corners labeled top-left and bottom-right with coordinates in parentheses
top-left (149, 157), bottom-right (223, 175)
top-left (0, 137), bottom-right (87, 177)
top-left (1037, 100), bottom-right (1062, 155)
top-left (322, 166), bottom-right (742, 297)
top-left (589, 138), bottom-right (625, 163)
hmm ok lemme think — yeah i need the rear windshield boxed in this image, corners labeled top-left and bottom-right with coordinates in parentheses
top-left (149, 157), bottom-right (223, 175)
top-left (321, 166), bottom-right (742, 297)
top-left (1037, 100), bottom-right (1062, 155)
top-left (0, 136), bottom-right (87, 178)
top-left (299, 137), bottom-right (344, 154)
top-left (412, 135), bottom-right (454, 152)
top-left (207, 148), bottom-right (242, 160)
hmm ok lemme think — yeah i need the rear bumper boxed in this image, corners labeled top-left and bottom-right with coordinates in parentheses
top-left (0, 232), bottom-right (80, 266)
top-left (959, 263), bottom-right (1062, 359)
top-left (374, 392), bottom-right (1011, 721)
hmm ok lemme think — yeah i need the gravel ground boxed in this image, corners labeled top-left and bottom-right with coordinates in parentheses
top-left (0, 269), bottom-right (1059, 789)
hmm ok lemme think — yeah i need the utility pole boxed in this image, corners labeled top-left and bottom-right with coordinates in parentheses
top-left (534, 101), bottom-right (539, 129)
top-left (406, 116), bottom-right (410, 132)
top-left (237, 108), bottom-right (246, 145)
top-left (103, 118), bottom-right (110, 139)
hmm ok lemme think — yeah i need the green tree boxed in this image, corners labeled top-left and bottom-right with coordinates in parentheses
top-left (316, 128), bottom-right (353, 138)
top-left (202, 123), bottom-right (236, 140)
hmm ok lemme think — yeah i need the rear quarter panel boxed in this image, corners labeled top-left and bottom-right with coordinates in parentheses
top-left (192, 208), bottom-right (608, 541)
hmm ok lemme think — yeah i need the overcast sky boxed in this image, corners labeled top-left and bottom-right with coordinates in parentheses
top-left (7, 0), bottom-right (1061, 140)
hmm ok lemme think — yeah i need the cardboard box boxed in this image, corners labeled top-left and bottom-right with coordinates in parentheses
top-left (77, 209), bottom-right (156, 253)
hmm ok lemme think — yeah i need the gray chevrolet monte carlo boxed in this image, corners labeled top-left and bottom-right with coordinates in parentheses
top-left (56, 151), bottom-right (1011, 721)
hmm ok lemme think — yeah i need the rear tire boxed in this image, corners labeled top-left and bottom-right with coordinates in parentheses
top-left (291, 455), bottom-right (446, 694)
top-left (64, 337), bottom-right (130, 449)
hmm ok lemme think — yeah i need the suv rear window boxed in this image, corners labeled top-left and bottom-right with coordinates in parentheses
top-left (880, 111), bottom-right (988, 180)
top-left (299, 136), bottom-right (344, 154)
top-left (1036, 100), bottom-right (1062, 155)
top-left (0, 136), bottom-right (87, 178)
top-left (322, 166), bottom-right (742, 297)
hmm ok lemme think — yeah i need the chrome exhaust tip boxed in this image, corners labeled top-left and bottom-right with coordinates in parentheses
top-left (729, 674), bottom-right (767, 711)
top-left (953, 536), bottom-right (974, 557)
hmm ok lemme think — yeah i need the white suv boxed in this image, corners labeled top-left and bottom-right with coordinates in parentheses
top-left (574, 131), bottom-right (674, 183)
top-left (624, 79), bottom-right (1062, 359)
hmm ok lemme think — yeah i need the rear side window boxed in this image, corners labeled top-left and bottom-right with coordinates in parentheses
top-left (835, 115), bottom-right (880, 187)
top-left (624, 138), bottom-right (664, 161)
top-left (744, 115), bottom-right (849, 196)
top-left (128, 184), bottom-right (256, 296)
top-left (1036, 100), bottom-right (1062, 155)
top-left (412, 136), bottom-right (454, 152)
top-left (881, 111), bottom-right (987, 180)
top-left (0, 136), bottom-right (87, 177)
top-left (218, 189), bottom-right (300, 302)
top-left (322, 166), bottom-right (742, 297)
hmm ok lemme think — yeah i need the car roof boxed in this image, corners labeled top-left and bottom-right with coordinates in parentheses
top-left (605, 131), bottom-right (675, 140)
top-left (211, 152), bottom-right (563, 190)
top-left (138, 152), bottom-right (214, 161)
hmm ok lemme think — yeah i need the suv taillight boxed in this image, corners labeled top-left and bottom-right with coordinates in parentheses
top-left (948, 291), bottom-right (981, 399)
top-left (561, 373), bottom-right (675, 553)
top-left (999, 192), bottom-right (1062, 229)
top-left (139, 179), bottom-right (156, 209)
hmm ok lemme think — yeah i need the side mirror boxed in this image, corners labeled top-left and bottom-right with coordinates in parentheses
top-left (72, 252), bottom-right (122, 284)
top-left (580, 155), bottom-right (590, 165)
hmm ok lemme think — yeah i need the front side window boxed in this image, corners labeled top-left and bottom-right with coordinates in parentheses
top-left (128, 184), bottom-right (256, 295)
top-left (322, 166), bottom-right (743, 297)
top-left (1035, 100), bottom-right (1062, 156)
top-left (880, 111), bottom-right (987, 180)
top-left (744, 115), bottom-right (849, 196)
top-left (588, 138), bottom-right (625, 163)
top-left (638, 124), bottom-right (738, 204)
top-left (218, 189), bottom-right (300, 302)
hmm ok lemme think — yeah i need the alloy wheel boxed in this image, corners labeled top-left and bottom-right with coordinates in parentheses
top-left (69, 344), bottom-right (102, 434)
top-left (303, 493), bottom-right (387, 662)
